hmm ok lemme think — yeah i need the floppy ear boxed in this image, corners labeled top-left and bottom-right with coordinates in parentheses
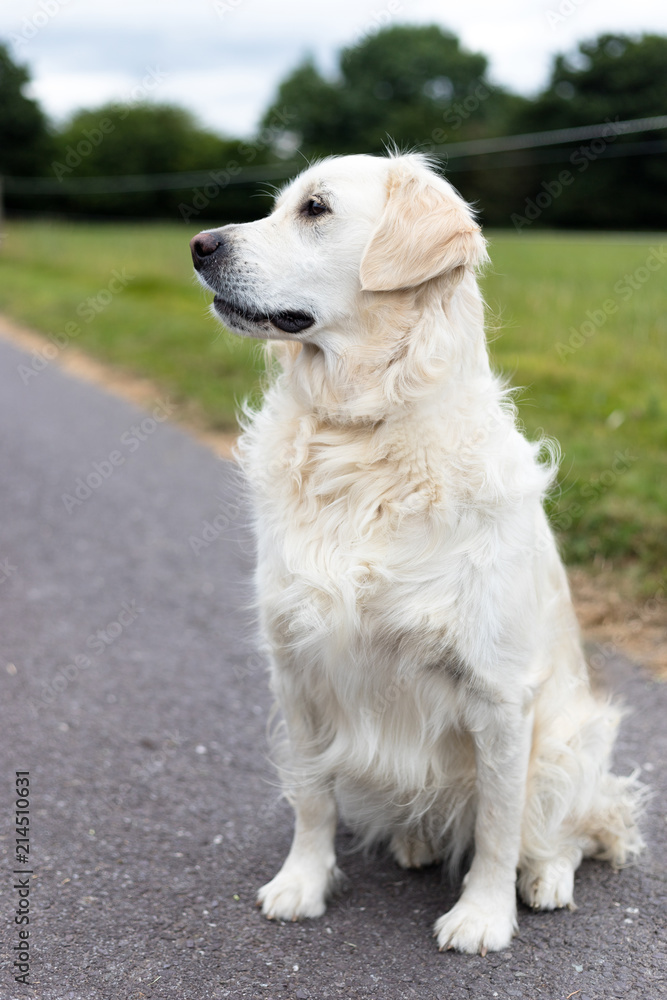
top-left (359, 165), bottom-right (487, 292)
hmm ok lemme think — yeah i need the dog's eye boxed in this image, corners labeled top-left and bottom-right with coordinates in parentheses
top-left (304, 197), bottom-right (329, 218)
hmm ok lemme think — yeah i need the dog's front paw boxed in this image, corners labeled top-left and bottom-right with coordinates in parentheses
top-left (257, 862), bottom-right (341, 921)
top-left (518, 858), bottom-right (576, 911)
top-left (434, 896), bottom-right (517, 955)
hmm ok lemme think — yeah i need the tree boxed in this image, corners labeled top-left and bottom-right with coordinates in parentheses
top-left (53, 103), bottom-right (227, 178)
top-left (0, 42), bottom-right (53, 177)
top-left (519, 33), bottom-right (667, 127)
top-left (261, 24), bottom-right (521, 158)
top-left (508, 34), bottom-right (667, 229)
top-left (50, 103), bottom-right (262, 219)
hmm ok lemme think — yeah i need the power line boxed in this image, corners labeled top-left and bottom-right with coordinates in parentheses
top-left (2, 161), bottom-right (298, 195)
top-left (444, 138), bottom-right (667, 172)
top-left (3, 115), bottom-right (667, 196)
top-left (430, 114), bottom-right (667, 159)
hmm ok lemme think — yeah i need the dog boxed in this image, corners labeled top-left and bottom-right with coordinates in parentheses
top-left (190, 152), bottom-right (644, 954)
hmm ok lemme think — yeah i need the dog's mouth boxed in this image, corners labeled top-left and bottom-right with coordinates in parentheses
top-left (213, 295), bottom-right (315, 334)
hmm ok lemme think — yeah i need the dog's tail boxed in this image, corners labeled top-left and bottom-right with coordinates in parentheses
top-left (584, 766), bottom-right (648, 867)
top-left (523, 686), bottom-right (647, 869)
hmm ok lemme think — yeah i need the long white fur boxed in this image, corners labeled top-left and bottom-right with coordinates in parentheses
top-left (193, 152), bottom-right (644, 954)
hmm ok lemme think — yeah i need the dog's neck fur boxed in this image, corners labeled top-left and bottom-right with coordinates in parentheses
top-left (269, 268), bottom-right (491, 429)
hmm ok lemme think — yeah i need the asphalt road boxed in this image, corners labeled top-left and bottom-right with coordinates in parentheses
top-left (0, 329), bottom-right (665, 1000)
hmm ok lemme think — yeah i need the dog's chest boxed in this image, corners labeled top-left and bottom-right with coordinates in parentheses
top-left (246, 421), bottom-right (459, 655)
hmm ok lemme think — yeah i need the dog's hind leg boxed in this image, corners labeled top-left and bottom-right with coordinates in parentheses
top-left (518, 694), bottom-right (645, 912)
top-left (517, 845), bottom-right (582, 910)
top-left (517, 769), bottom-right (645, 912)
top-left (390, 831), bottom-right (440, 869)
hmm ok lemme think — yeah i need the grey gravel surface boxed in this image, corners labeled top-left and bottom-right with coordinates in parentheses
top-left (0, 329), bottom-right (665, 1000)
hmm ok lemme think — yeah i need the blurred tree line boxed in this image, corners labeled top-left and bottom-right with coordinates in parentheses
top-left (1, 25), bottom-right (666, 228)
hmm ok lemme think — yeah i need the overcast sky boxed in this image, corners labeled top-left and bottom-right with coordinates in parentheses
top-left (3, 0), bottom-right (667, 137)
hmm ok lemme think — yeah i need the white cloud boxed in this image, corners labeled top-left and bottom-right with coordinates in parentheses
top-left (159, 68), bottom-right (282, 136)
top-left (26, 71), bottom-right (132, 122)
top-left (2, 0), bottom-right (667, 135)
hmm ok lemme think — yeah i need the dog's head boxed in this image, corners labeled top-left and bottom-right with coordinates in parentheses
top-left (190, 153), bottom-right (487, 345)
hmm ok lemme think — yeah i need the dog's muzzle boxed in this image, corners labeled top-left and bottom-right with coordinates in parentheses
top-left (190, 228), bottom-right (316, 335)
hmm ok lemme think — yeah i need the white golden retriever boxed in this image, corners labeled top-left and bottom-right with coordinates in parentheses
top-left (190, 153), bottom-right (644, 954)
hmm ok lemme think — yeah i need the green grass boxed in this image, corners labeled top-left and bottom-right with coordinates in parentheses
top-left (483, 231), bottom-right (667, 586)
top-left (0, 220), bottom-right (263, 427)
top-left (0, 220), bottom-right (665, 589)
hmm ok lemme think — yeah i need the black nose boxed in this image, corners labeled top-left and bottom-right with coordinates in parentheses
top-left (190, 231), bottom-right (227, 269)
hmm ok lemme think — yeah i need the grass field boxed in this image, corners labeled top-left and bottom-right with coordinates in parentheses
top-left (0, 220), bottom-right (665, 590)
